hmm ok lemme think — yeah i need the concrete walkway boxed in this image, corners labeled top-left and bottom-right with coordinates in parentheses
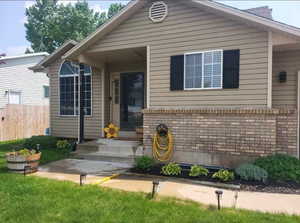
top-left (33, 159), bottom-right (300, 216)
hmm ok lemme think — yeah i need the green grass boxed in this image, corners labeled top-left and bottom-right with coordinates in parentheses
top-left (0, 140), bottom-right (300, 223)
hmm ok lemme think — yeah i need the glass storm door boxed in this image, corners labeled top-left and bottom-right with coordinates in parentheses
top-left (120, 72), bottom-right (144, 131)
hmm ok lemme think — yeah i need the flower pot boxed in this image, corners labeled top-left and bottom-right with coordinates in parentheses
top-left (6, 152), bottom-right (41, 173)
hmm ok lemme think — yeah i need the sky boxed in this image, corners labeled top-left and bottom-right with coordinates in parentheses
top-left (0, 0), bottom-right (300, 56)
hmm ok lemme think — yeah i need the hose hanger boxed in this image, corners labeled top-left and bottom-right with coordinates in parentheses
top-left (152, 124), bottom-right (173, 162)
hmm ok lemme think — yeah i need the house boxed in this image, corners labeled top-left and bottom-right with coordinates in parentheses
top-left (0, 52), bottom-right (49, 141)
top-left (0, 52), bottom-right (49, 107)
top-left (33, 0), bottom-right (300, 167)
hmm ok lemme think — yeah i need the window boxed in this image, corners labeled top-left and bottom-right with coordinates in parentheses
top-left (114, 79), bottom-right (119, 104)
top-left (184, 50), bottom-right (223, 89)
top-left (59, 61), bottom-right (92, 116)
top-left (43, 86), bottom-right (50, 98)
top-left (8, 91), bottom-right (21, 104)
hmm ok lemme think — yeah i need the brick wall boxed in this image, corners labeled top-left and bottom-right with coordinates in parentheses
top-left (143, 108), bottom-right (298, 168)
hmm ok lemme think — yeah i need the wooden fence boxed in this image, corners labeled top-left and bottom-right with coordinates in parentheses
top-left (0, 104), bottom-right (49, 141)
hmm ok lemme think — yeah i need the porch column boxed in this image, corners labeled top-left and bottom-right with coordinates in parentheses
top-left (78, 63), bottom-right (86, 143)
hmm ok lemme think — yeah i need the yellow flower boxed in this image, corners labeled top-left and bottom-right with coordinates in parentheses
top-left (103, 123), bottom-right (120, 138)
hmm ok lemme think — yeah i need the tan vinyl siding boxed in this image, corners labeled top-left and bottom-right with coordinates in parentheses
top-left (48, 59), bottom-right (103, 139)
top-left (90, 0), bottom-right (269, 108)
top-left (272, 50), bottom-right (300, 108)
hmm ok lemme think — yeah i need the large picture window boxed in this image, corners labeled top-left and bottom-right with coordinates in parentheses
top-left (59, 61), bottom-right (92, 116)
top-left (184, 50), bottom-right (223, 89)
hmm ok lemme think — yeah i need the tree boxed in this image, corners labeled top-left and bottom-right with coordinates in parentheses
top-left (25, 48), bottom-right (33, 54)
top-left (107, 3), bottom-right (125, 19)
top-left (25, 0), bottom-right (125, 53)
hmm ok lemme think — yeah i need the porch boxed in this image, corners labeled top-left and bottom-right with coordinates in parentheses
top-left (79, 46), bottom-right (149, 140)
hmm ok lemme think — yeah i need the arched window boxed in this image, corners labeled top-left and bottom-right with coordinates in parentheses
top-left (59, 61), bottom-right (92, 116)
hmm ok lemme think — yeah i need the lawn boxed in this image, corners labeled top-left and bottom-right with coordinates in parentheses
top-left (0, 140), bottom-right (300, 223)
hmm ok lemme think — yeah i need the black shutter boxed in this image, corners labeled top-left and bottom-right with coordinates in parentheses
top-left (223, 50), bottom-right (240, 89)
top-left (170, 55), bottom-right (184, 91)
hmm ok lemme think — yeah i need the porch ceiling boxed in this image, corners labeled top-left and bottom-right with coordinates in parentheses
top-left (86, 47), bottom-right (146, 65)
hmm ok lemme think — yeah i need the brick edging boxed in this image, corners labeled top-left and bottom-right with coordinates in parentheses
top-left (142, 108), bottom-right (296, 115)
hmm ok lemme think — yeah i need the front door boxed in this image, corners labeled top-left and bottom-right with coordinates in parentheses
top-left (120, 72), bottom-right (144, 131)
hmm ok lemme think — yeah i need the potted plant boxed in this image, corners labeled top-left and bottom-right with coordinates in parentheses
top-left (6, 148), bottom-right (41, 173)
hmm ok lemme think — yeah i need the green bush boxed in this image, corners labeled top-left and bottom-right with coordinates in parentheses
top-left (23, 136), bottom-right (58, 150)
top-left (189, 165), bottom-right (209, 177)
top-left (56, 140), bottom-right (72, 153)
top-left (235, 164), bottom-right (268, 183)
top-left (134, 156), bottom-right (155, 171)
top-left (161, 162), bottom-right (182, 176)
top-left (254, 154), bottom-right (300, 183)
top-left (212, 169), bottom-right (235, 182)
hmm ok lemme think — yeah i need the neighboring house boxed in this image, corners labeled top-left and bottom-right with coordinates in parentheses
top-left (34, 0), bottom-right (300, 167)
top-left (0, 53), bottom-right (49, 108)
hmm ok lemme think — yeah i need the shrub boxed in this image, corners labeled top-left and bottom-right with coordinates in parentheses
top-left (254, 154), bottom-right (300, 183)
top-left (189, 165), bottom-right (209, 177)
top-left (134, 156), bottom-right (155, 171)
top-left (235, 164), bottom-right (268, 183)
top-left (56, 140), bottom-right (72, 153)
top-left (212, 169), bottom-right (235, 182)
top-left (161, 162), bottom-right (182, 176)
top-left (23, 136), bottom-right (58, 150)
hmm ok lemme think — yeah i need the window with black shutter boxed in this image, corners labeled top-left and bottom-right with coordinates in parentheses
top-left (170, 55), bottom-right (184, 91)
top-left (223, 49), bottom-right (240, 89)
top-left (170, 49), bottom-right (240, 91)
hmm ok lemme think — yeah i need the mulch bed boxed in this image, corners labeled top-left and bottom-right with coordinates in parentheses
top-left (130, 164), bottom-right (300, 194)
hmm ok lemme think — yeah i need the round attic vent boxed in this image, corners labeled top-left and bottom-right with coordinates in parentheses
top-left (149, 1), bottom-right (168, 23)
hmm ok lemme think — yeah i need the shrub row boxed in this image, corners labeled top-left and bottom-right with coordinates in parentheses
top-left (22, 135), bottom-right (73, 153)
top-left (135, 154), bottom-right (300, 184)
top-left (135, 156), bottom-right (235, 182)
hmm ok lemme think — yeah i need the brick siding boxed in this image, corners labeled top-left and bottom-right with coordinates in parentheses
top-left (143, 108), bottom-right (298, 167)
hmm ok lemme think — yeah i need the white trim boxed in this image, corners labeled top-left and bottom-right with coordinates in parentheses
top-left (190, 0), bottom-right (300, 38)
top-left (58, 61), bottom-right (92, 117)
top-left (31, 40), bottom-right (77, 70)
top-left (63, 0), bottom-right (300, 60)
top-left (101, 67), bottom-right (105, 137)
top-left (7, 90), bottom-right (22, 105)
top-left (0, 52), bottom-right (48, 61)
top-left (297, 71), bottom-right (300, 159)
top-left (146, 45), bottom-right (150, 108)
top-left (267, 31), bottom-right (273, 108)
top-left (149, 1), bottom-right (168, 23)
top-left (63, 0), bottom-right (144, 59)
top-left (183, 49), bottom-right (223, 90)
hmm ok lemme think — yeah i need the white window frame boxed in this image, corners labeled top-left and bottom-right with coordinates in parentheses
top-left (58, 61), bottom-right (93, 117)
top-left (184, 49), bottom-right (223, 90)
top-left (8, 90), bottom-right (22, 104)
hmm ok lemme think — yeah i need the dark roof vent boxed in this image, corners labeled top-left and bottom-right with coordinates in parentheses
top-left (245, 6), bottom-right (273, 19)
top-left (149, 1), bottom-right (168, 23)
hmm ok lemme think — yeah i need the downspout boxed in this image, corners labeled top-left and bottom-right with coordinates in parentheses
top-left (101, 66), bottom-right (105, 137)
top-left (297, 71), bottom-right (300, 159)
top-left (267, 31), bottom-right (273, 109)
top-left (78, 63), bottom-right (85, 143)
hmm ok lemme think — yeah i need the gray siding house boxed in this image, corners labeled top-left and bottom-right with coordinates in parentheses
top-left (34, 0), bottom-right (300, 167)
top-left (0, 53), bottom-right (49, 108)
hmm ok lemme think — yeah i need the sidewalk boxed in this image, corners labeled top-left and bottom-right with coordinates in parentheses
top-left (33, 159), bottom-right (300, 216)
top-left (101, 175), bottom-right (300, 215)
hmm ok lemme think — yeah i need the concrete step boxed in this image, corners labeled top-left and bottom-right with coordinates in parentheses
top-left (75, 139), bottom-right (144, 162)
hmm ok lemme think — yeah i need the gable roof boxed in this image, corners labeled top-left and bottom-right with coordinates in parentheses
top-left (30, 40), bottom-right (77, 72)
top-left (63, 0), bottom-right (300, 60)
